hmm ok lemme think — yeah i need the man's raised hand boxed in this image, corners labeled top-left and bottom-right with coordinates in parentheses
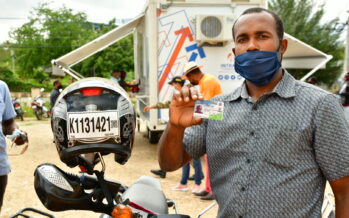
top-left (170, 84), bottom-right (204, 127)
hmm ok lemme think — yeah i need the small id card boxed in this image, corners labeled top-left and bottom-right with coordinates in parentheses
top-left (193, 100), bottom-right (224, 120)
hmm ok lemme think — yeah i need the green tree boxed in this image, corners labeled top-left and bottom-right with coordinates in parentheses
top-left (269, 0), bottom-right (344, 85)
top-left (7, 3), bottom-right (135, 90)
top-left (9, 3), bottom-right (92, 79)
top-left (72, 27), bottom-right (134, 79)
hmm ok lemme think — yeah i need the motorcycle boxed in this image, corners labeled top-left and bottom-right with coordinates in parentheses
top-left (32, 94), bottom-right (50, 120)
top-left (34, 159), bottom-right (190, 218)
top-left (12, 98), bottom-right (24, 121)
top-left (33, 78), bottom-right (190, 218)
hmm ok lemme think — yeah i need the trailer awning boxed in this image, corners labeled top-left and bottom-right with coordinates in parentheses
top-left (52, 14), bottom-right (332, 82)
top-left (283, 33), bottom-right (332, 81)
top-left (51, 13), bottom-right (145, 78)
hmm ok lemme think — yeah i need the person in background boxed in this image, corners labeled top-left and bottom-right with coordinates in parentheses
top-left (110, 70), bottom-right (122, 84)
top-left (144, 76), bottom-right (183, 113)
top-left (50, 80), bottom-right (62, 109)
top-left (0, 80), bottom-right (28, 212)
top-left (180, 61), bottom-right (222, 200)
top-left (119, 71), bottom-right (140, 92)
top-left (110, 70), bottom-right (140, 93)
top-left (340, 73), bottom-right (349, 121)
top-left (147, 76), bottom-right (188, 179)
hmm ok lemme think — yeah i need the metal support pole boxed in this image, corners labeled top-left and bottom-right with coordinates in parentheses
top-left (10, 49), bottom-right (15, 74)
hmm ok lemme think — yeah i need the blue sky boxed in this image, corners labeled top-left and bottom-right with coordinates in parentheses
top-left (0, 0), bottom-right (147, 43)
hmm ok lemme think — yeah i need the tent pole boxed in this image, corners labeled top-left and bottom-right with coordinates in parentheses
top-left (300, 55), bottom-right (333, 82)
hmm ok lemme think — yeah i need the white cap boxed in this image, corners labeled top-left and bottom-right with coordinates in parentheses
top-left (183, 61), bottom-right (203, 76)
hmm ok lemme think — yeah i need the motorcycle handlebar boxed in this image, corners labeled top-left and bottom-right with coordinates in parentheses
top-left (34, 163), bottom-right (123, 215)
top-left (34, 164), bottom-right (190, 218)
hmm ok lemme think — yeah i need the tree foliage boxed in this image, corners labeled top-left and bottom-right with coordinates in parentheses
top-left (269, 0), bottom-right (344, 85)
top-left (0, 64), bottom-right (43, 92)
top-left (72, 23), bottom-right (134, 78)
top-left (3, 3), bottom-right (134, 91)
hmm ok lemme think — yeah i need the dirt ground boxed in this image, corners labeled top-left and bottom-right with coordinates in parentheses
top-left (1, 119), bottom-right (218, 218)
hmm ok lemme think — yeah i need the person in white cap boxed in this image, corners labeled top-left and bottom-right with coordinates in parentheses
top-left (182, 61), bottom-right (222, 100)
top-left (146, 76), bottom-right (186, 179)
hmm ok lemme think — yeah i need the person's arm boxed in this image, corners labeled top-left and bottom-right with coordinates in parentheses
top-left (158, 85), bottom-right (203, 171)
top-left (143, 101), bottom-right (171, 112)
top-left (2, 82), bottom-right (16, 135)
top-left (125, 80), bottom-right (140, 88)
top-left (143, 106), bottom-right (153, 112)
top-left (2, 118), bottom-right (15, 135)
top-left (329, 176), bottom-right (349, 217)
top-left (156, 101), bottom-right (171, 108)
top-left (158, 123), bottom-right (191, 171)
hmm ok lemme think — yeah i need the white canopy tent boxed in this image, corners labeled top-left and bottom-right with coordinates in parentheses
top-left (51, 14), bottom-right (332, 82)
top-left (283, 33), bottom-right (332, 81)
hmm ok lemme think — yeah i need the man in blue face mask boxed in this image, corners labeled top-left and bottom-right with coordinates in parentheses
top-left (231, 8), bottom-right (287, 100)
top-left (158, 7), bottom-right (349, 218)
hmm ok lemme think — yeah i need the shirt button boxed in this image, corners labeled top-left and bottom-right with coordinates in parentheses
top-left (250, 131), bottom-right (254, 136)
top-left (246, 159), bottom-right (251, 164)
top-left (241, 187), bottom-right (246, 191)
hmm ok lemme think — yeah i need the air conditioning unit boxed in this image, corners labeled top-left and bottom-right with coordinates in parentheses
top-left (196, 14), bottom-right (235, 45)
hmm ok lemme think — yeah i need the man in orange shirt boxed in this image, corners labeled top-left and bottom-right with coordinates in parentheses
top-left (182, 61), bottom-right (222, 200)
top-left (183, 62), bottom-right (222, 100)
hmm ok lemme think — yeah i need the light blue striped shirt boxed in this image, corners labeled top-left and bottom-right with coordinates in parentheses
top-left (0, 80), bottom-right (16, 175)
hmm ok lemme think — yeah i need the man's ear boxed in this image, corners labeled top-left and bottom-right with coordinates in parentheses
top-left (232, 47), bottom-right (236, 56)
top-left (280, 39), bottom-right (288, 55)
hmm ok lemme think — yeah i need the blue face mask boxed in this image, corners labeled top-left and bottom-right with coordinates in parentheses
top-left (234, 50), bottom-right (281, 87)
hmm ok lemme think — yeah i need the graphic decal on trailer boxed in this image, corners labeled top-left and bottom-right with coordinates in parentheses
top-left (158, 10), bottom-right (207, 102)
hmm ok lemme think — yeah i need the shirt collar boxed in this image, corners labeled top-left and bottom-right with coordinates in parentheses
top-left (225, 70), bottom-right (297, 102)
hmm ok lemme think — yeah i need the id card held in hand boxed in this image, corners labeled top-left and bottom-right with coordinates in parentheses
top-left (193, 100), bottom-right (224, 121)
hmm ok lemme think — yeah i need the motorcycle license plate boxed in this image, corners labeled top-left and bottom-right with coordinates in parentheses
top-left (15, 106), bottom-right (21, 110)
top-left (67, 111), bottom-right (119, 140)
top-left (32, 105), bottom-right (37, 109)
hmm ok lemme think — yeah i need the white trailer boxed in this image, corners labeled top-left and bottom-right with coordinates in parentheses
top-left (52, 0), bottom-right (332, 143)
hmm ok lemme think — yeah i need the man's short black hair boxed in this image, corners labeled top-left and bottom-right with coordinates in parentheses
top-left (232, 7), bottom-right (284, 42)
top-left (53, 80), bottom-right (60, 86)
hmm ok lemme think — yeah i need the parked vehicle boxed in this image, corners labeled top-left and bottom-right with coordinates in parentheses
top-left (12, 98), bottom-right (24, 121)
top-left (32, 91), bottom-right (50, 120)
